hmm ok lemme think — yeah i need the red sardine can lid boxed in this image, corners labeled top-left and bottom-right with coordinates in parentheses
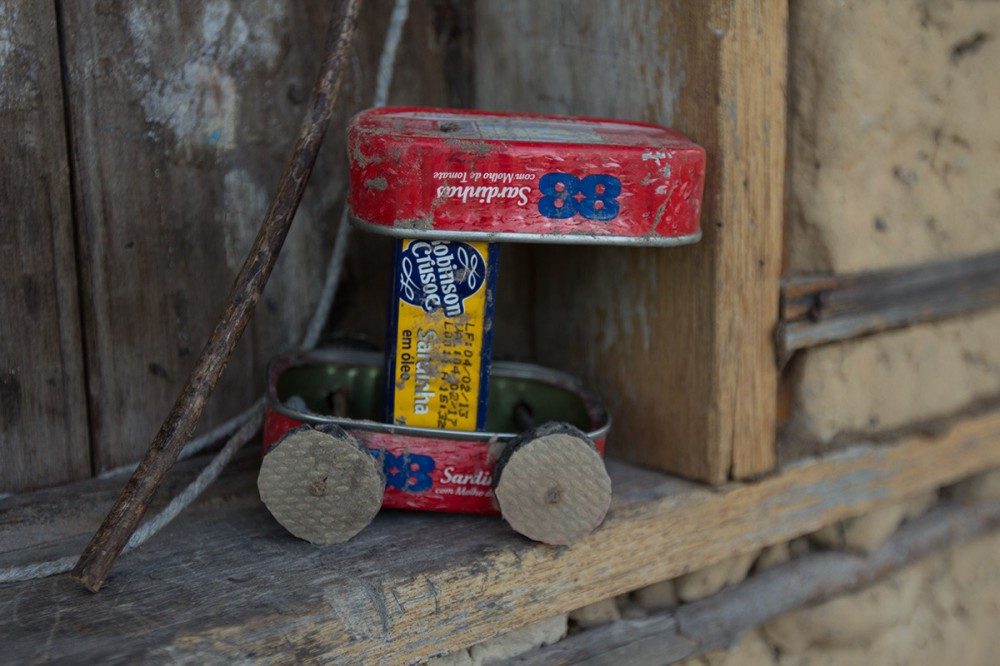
top-left (348, 107), bottom-right (706, 246)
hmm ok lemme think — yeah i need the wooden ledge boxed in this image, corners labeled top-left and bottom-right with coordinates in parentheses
top-left (3, 411), bottom-right (1000, 664)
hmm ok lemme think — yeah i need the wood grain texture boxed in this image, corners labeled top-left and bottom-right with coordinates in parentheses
top-left (0, 1), bottom-right (90, 492)
top-left (71, 0), bottom-right (364, 593)
top-left (4, 409), bottom-right (1000, 663)
top-left (779, 250), bottom-right (1000, 364)
top-left (53, 0), bottom-right (477, 476)
top-left (59, 0), bottom-right (323, 473)
top-left (473, 0), bottom-right (785, 483)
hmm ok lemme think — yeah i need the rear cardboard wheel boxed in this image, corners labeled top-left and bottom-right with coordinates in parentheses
top-left (492, 422), bottom-right (612, 545)
top-left (258, 424), bottom-right (384, 544)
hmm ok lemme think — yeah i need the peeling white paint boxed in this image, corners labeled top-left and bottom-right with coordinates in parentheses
top-left (126, 1), bottom-right (287, 150)
top-left (0, 1), bottom-right (40, 112)
top-left (0, 3), bottom-right (17, 71)
top-left (150, 60), bottom-right (238, 149)
top-left (198, 0), bottom-right (284, 68)
top-left (222, 169), bottom-right (268, 271)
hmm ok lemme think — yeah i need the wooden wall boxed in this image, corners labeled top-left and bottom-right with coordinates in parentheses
top-left (1, 2), bottom-right (90, 491)
top-left (4, 0), bottom-right (785, 492)
top-left (1, 0), bottom-right (475, 493)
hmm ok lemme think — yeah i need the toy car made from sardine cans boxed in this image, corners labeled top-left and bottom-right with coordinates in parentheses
top-left (257, 108), bottom-right (706, 546)
top-left (259, 348), bottom-right (612, 545)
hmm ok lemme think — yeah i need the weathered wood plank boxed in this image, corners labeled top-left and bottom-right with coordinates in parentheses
top-left (70, 0), bottom-right (364, 593)
top-left (778, 250), bottom-right (1000, 364)
top-left (474, 0), bottom-right (785, 483)
top-left (3, 409), bottom-right (1000, 663)
top-left (709, 2), bottom-right (786, 480)
top-left (56, 1), bottom-right (478, 474)
top-left (505, 615), bottom-right (694, 666)
top-left (0, 0), bottom-right (90, 492)
top-left (60, 0), bottom-right (317, 473)
top-left (782, 251), bottom-right (1000, 319)
top-left (0, 448), bottom-right (257, 571)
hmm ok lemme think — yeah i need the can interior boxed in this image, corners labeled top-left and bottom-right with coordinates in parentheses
top-left (275, 361), bottom-right (595, 434)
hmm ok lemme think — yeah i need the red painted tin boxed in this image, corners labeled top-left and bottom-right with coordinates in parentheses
top-left (348, 107), bottom-right (705, 245)
top-left (262, 349), bottom-right (610, 515)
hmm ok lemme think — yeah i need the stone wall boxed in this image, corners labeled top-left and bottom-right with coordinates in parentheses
top-left (786, 308), bottom-right (1000, 455)
top-left (686, 472), bottom-right (999, 665)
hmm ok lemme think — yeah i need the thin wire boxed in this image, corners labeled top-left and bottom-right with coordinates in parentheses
top-left (96, 397), bottom-right (267, 480)
top-left (1, 0), bottom-right (412, 585)
top-left (302, 207), bottom-right (353, 350)
top-left (125, 410), bottom-right (264, 552)
top-left (374, 0), bottom-right (410, 108)
top-left (301, 0), bottom-right (409, 350)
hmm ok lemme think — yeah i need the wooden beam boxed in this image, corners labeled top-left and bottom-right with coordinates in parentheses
top-left (474, 0), bottom-right (786, 483)
top-left (54, 0), bottom-right (472, 476)
top-left (708, 1), bottom-right (787, 479)
top-left (59, 1), bottom-right (326, 474)
top-left (3, 410), bottom-right (1000, 663)
top-left (70, 0), bottom-right (363, 594)
top-left (0, 0), bottom-right (90, 492)
top-left (778, 250), bottom-right (1000, 365)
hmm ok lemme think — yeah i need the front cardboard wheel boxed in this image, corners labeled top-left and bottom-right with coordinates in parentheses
top-left (493, 422), bottom-right (612, 545)
top-left (258, 425), bottom-right (385, 544)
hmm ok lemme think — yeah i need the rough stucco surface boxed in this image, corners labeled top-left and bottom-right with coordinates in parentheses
top-left (789, 308), bottom-right (1000, 447)
top-left (785, 0), bottom-right (1000, 449)
top-left (788, 0), bottom-right (1000, 273)
top-left (683, 530), bottom-right (1000, 666)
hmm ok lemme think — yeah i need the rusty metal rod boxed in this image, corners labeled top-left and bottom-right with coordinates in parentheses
top-left (71, 0), bottom-right (363, 592)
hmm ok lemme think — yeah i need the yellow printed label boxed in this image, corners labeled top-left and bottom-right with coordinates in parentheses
top-left (390, 239), bottom-right (493, 431)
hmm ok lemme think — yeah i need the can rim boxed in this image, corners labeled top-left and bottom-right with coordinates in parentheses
top-left (351, 103), bottom-right (699, 130)
top-left (267, 348), bottom-right (612, 443)
top-left (348, 215), bottom-right (703, 247)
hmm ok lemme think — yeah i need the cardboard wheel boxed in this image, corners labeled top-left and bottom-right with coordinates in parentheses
top-left (493, 422), bottom-right (612, 545)
top-left (258, 424), bottom-right (385, 544)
